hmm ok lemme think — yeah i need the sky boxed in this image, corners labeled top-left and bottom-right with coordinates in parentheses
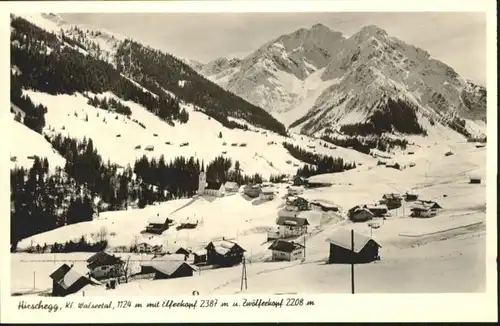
top-left (61, 12), bottom-right (487, 85)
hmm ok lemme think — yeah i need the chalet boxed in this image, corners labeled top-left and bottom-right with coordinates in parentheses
top-left (268, 240), bottom-right (305, 261)
top-left (151, 261), bottom-right (195, 280)
top-left (137, 242), bottom-right (152, 253)
top-left (286, 196), bottom-right (309, 211)
top-left (275, 215), bottom-right (310, 238)
top-left (410, 204), bottom-right (436, 218)
top-left (381, 193), bottom-right (403, 209)
top-left (416, 200), bottom-right (442, 210)
top-left (325, 228), bottom-right (381, 264)
top-left (224, 181), bottom-right (240, 194)
top-left (144, 214), bottom-right (173, 235)
top-left (243, 184), bottom-right (261, 198)
top-left (287, 186), bottom-right (304, 196)
top-left (260, 187), bottom-right (275, 201)
top-left (176, 220), bottom-right (198, 230)
top-left (49, 264), bottom-right (100, 297)
top-left (145, 145), bottom-right (154, 151)
top-left (445, 151), bottom-right (454, 156)
top-left (192, 249), bottom-right (207, 265)
top-left (86, 251), bottom-right (124, 280)
top-left (205, 239), bottom-right (246, 267)
top-left (349, 208), bottom-right (374, 222)
top-left (404, 192), bottom-right (419, 202)
top-left (175, 247), bottom-right (191, 257)
top-left (364, 204), bottom-right (388, 217)
top-left (310, 200), bottom-right (339, 212)
top-left (140, 254), bottom-right (188, 275)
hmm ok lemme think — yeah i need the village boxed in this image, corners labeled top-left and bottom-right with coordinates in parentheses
top-left (17, 152), bottom-right (483, 298)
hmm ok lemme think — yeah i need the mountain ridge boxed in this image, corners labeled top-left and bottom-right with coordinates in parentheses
top-left (192, 22), bottom-right (486, 140)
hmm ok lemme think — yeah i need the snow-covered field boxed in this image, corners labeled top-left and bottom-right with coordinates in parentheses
top-left (11, 141), bottom-right (487, 295)
top-left (14, 89), bottom-right (376, 178)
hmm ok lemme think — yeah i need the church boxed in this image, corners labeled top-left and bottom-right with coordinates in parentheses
top-left (198, 171), bottom-right (226, 197)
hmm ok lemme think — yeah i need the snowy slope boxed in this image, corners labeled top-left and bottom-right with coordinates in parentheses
top-left (23, 89), bottom-right (376, 179)
top-left (13, 141), bottom-right (486, 294)
top-left (9, 115), bottom-right (66, 171)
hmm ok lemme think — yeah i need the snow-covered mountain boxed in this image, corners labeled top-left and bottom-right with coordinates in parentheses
top-left (194, 24), bottom-right (487, 140)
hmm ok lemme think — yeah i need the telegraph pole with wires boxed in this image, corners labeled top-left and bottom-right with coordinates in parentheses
top-left (351, 229), bottom-right (355, 294)
top-left (240, 256), bottom-right (248, 291)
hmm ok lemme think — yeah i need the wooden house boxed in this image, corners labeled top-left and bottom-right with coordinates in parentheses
top-left (268, 240), bottom-right (305, 261)
top-left (145, 145), bottom-right (154, 151)
top-left (86, 251), bottom-right (124, 280)
top-left (325, 228), bottom-right (381, 264)
top-left (140, 254), bottom-right (188, 275)
top-left (224, 181), bottom-right (240, 194)
top-left (144, 214), bottom-right (173, 235)
top-left (260, 186), bottom-right (275, 201)
top-left (205, 239), bottom-right (246, 267)
top-left (364, 204), bottom-right (388, 217)
top-left (275, 215), bottom-right (310, 238)
top-left (286, 195), bottom-right (309, 211)
top-left (349, 208), bottom-right (375, 222)
top-left (49, 264), bottom-right (100, 297)
top-left (410, 205), bottom-right (436, 218)
top-left (381, 193), bottom-right (403, 209)
top-left (416, 200), bottom-right (442, 210)
top-left (310, 200), bottom-right (339, 212)
top-left (175, 247), bottom-right (191, 257)
top-left (243, 184), bottom-right (261, 198)
top-left (404, 192), bottom-right (419, 202)
top-left (136, 242), bottom-right (152, 253)
top-left (192, 249), bottom-right (207, 265)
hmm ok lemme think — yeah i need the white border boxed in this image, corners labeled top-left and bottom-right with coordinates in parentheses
top-left (0, 0), bottom-right (497, 323)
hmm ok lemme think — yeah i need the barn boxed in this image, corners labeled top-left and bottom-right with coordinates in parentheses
top-left (364, 204), bottom-right (388, 217)
top-left (192, 249), bottom-right (208, 265)
top-left (268, 240), bottom-right (305, 261)
top-left (86, 251), bottom-right (124, 280)
top-left (381, 193), bottom-right (403, 209)
top-left (325, 228), bottom-right (381, 264)
top-left (349, 208), bottom-right (374, 222)
top-left (205, 239), bottom-right (246, 267)
top-left (144, 214), bottom-right (173, 235)
top-left (49, 264), bottom-right (100, 297)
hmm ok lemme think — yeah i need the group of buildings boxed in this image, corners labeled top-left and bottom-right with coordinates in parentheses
top-left (48, 237), bottom-right (248, 297)
top-left (347, 191), bottom-right (443, 222)
top-left (196, 171), bottom-right (275, 201)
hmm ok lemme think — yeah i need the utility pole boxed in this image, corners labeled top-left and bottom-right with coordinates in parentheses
top-left (303, 235), bottom-right (306, 259)
top-left (351, 229), bottom-right (355, 294)
top-left (240, 256), bottom-right (248, 291)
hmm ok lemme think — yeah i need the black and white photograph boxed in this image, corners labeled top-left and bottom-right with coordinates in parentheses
top-left (2, 0), bottom-right (497, 323)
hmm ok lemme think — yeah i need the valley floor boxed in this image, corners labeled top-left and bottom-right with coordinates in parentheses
top-left (10, 142), bottom-right (488, 296)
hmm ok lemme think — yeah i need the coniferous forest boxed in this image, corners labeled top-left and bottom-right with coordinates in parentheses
top-left (282, 142), bottom-right (356, 178)
top-left (10, 131), bottom-right (264, 250)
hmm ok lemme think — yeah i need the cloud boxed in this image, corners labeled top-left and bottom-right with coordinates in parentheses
top-left (61, 12), bottom-right (486, 85)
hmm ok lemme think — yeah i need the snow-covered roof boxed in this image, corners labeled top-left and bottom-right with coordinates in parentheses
top-left (224, 181), bottom-right (239, 189)
top-left (268, 240), bottom-right (304, 253)
top-left (326, 228), bottom-right (381, 253)
top-left (150, 261), bottom-right (195, 276)
top-left (276, 215), bottom-right (309, 227)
